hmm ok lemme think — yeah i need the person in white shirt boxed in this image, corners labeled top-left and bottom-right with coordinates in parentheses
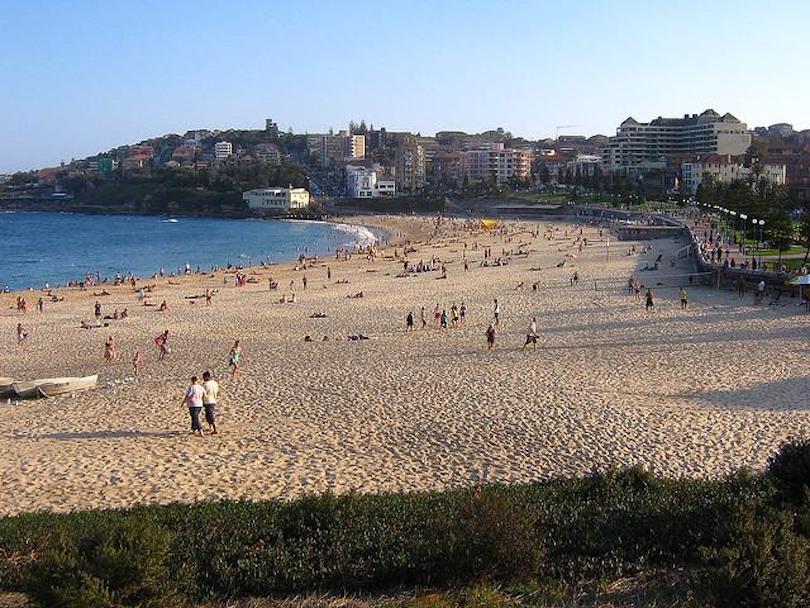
top-left (202, 370), bottom-right (220, 435)
top-left (181, 375), bottom-right (205, 436)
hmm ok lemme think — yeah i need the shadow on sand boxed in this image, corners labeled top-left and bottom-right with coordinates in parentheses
top-left (13, 429), bottom-right (180, 441)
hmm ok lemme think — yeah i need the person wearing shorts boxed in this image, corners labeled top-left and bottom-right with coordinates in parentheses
top-left (202, 370), bottom-right (219, 435)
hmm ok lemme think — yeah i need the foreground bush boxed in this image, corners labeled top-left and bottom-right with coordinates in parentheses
top-left (0, 461), bottom-right (790, 606)
top-left (767, 440), bottom-right (810, 503)
top-left (26, 518), bottom-right (182, 607)
top-left (706, 502), bottom-right (810, 608)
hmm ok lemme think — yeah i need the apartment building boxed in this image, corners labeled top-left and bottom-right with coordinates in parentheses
top-left (306, 132), bottom-right (365, 167)
top-left (243, 187), bottom-right (310, 211)
top-left (214, 141), bottom-right (233, 159)
top-left (681, 155), bottom-right (786, 194)
top-left (395, 143), bottom-right (426, 192)
top-left (461, 143), bottom-right (532, 185)
top-left (603, 109), bottom-right (751, 172)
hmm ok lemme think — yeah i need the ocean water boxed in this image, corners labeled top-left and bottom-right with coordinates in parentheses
top-left (0, 212), bottom-right (378, 290)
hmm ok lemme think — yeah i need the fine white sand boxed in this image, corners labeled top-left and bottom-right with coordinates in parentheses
top-left (0, 215), bottom-right (808, 516)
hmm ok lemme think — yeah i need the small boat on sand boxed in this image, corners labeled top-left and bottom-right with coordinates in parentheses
top-left (0, 378), bottom-right (15, 397)
top-left (12, 375), bottom-right (98, 399)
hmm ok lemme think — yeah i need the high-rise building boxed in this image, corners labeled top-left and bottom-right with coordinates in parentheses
top-left (350, 135), bottom-right (365, 160)
top-left (603, 109), bottom-right (751, 172)
top-left (395, 143), bottom-right (426, 192)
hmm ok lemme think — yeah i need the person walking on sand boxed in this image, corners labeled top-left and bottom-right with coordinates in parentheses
top-left (433, 303), bottom-right (441, 328)
top-left (181, 375), bottom-right (205, 437)
top-left (104, 335), bottom-right (116, 362)
top-left (679, 287), bottom-right (688, 310)
top-left (406, 310), bottom-right (414, 331)
top-left (228, 340), bottom-right (242, 379)
top-left (493, 298), bottom-right (501, 326)
top-left (420, 306), bottom-right (427, 329)
top-left (459, 302), bottom-right (466, 324)
top-left (523, 317), bottom-right (539, 350)
top-left (132, 350), bottom-right (143, 375)
top-left (485, 323), bottom-right (496, 351)
top-left (154, 329), bottom-right (170, 360)
top-left (327, 266), bottom-right (331, 280)
top-left (450, 302), bottom-right (459, 327)
top-left (440, 309), bottom-right (448, 329)
top-left (16, 323), bottom-right (29, 348)
top-left (37, 297), bottom-right (44, 313)
top-left (645, 288), bottom-right (654, 312)
top-left (202, 370), bottom-right (219, 435)
top-left (302, 275), bottom-right (307, 290)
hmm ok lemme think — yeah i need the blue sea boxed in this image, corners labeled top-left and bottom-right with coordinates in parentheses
top-left (0, 212), bottom-right (378, 290)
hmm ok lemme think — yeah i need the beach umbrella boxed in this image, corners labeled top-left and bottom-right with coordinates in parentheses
top-left (788, 274), bottom-right (810, 306)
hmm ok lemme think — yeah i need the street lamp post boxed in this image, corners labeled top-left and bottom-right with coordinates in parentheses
top-left (758, 219), bottom-right (766, 268)
top-left (739, 214), bottom-right (748, 253)
top-left (729, 210), bottom-right (737, 246)
top-left (751, 218), bottom-right (758, 265)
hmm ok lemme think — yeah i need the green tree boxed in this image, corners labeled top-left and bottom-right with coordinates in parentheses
top-left (766, 209), bottom-right (796, 265)
top-left (799, 206), bottom-right (810, 263)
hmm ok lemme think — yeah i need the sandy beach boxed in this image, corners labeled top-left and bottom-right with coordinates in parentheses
top-left (0, 214), bottom-right (808, 516)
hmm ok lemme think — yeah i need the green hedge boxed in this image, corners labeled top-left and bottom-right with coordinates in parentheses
top-left (1, 443), bottom-right (809, 607)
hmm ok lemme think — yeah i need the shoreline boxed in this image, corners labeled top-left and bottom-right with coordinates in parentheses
top-left (0, 212), bottom-right (415, 294)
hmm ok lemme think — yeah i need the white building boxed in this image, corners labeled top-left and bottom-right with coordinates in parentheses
top-left (214, 141), bottom-right (233, 159)
top-left (681, 155), bottom-right (786, 194)
top-left (346, 165), bottom-right (396, 198)
top-left (243, 187), bottom-right (310, 211)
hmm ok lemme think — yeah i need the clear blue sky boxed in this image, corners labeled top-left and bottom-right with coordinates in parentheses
top-left (2, 0), bottom-right (809, 172)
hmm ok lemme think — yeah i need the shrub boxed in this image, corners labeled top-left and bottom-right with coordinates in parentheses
top-left (767, 440), bottom-right (810, 503)
top-left (708, 503), bottom-right (810, 608)
top-left (26, 518), bottom-right (182, 608)
top-left (453, 487), bottom-right (542, 582)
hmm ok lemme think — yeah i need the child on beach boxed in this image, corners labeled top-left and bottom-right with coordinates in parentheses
top-left (420, 306), bottom-right (427, 329)
top-left (132, 350), bottom-right (143, 375)
top-left (16, 323), bottom-right (28, 348)
top-left (104, 336), bottom-right (116, 362)
top-left (154, 330), bottom-right (170, 360)
top-left (523, 317), bottom-right (539, 350)
top-left (228, 340), bottom-right (242, 379)
top-left (485, 323), bottom-right (496, 351)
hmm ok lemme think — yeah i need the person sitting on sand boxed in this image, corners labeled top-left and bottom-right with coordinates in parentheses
top-left (159, 300), bottom-right (169, 312)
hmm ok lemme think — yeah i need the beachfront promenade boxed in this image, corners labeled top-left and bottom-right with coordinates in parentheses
top-left (0, 214), bottom-right (807, 516)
